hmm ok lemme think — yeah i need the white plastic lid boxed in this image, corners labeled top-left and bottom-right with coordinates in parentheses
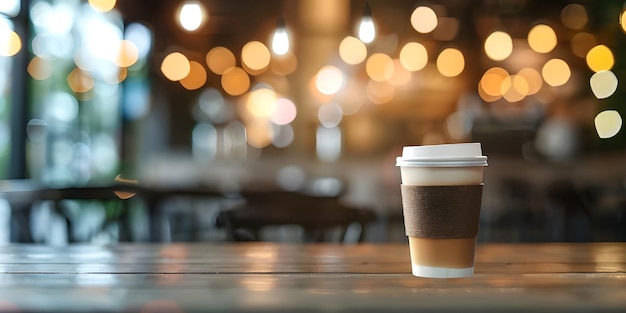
top-left (396, 143), bottom-right (488, 167)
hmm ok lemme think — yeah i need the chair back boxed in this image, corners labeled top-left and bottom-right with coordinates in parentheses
top-left (219, 191), bottom-right (376, 243)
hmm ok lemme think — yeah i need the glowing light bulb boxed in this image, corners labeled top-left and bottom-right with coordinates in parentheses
top-left (271, 18), bottom-right (289, 55)
top-left (178, 1), bottom-right (206, 32)
top-left (358, 3), bottom-right (375, 44)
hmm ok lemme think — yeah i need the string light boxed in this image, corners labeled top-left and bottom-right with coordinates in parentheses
top-left (358, 3), bottom-right (375, 44)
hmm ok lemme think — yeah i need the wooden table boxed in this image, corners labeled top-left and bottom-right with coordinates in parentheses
top-left (0, 243), bottom-right (625, 312)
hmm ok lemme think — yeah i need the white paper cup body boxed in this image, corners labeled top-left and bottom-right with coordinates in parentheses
top-left (408, 237), bottom-right (476, 278)
top-left (400, 166), bottom-right (483, 186)
top-left (396, 143), bottom-right (487, 278)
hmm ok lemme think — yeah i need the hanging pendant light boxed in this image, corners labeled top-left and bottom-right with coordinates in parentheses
top-left (271, 17), bottom-right (290, 55)
top-left (358, 3), bottom-right (375, 44)
top-left (178, 1), bottom-right (207, 32)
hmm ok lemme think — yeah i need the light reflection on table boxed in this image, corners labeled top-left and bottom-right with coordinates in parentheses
top-left (0, 242), bottom-right (624, 312)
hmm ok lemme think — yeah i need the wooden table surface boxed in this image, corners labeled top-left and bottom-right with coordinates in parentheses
top-left (0, 242), bottom-right (625, 312)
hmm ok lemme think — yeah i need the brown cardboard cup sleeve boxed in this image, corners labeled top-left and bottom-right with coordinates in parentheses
top-left (400, 185), bottom-right (483, 238)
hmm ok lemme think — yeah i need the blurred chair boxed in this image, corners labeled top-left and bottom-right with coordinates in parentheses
top-left (218, 191), bottom-right (377, 243)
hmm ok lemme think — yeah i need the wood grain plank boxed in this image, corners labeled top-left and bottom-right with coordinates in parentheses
top-left (1, 243), bottom-right (625, 312)
top-left (0, 273), bottom-right (625, 312)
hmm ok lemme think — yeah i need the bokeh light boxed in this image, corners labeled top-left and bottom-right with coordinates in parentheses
top-left (125, 23), bottom-right (152, 60)
top-left (30, 2), bottom-right (74, 35)
top-left (27, 56), bottom-right (53, 80)
top-left (83, 17), bottom-right (122, 62)
top-left (246, 87), bottom-right (277, 118)
top-left (436, 48), bottom-right (464, 77)
top-left (542, 58), bottom-right (570, 87)
top-left (480, 67), bottom-right (509, 97)
top-left (221, 67), bottom-right (250, 96)
top-left (88, 0), bottom-right (116, 13)
top-left (46, 92), bottom-right (78, 122)
top-left (594, 110), bottom-right (622, 139)
top-left (399, 42), bottom-right (428, 72)
top-left (31, 33), bottom-right (72, 59)
top-left (161, 52), bottom-right (190, 81)
top-left (271, 98), bottom-right (297, 125)
top-left (478, 83), bottom-right (500, 102)
top-left (366, 53), bottom-right (393, 82)
top-left (206, 46), bottom-right (236, 75)
top-left (517, 68), bottom-right (543, 95)
top-left (318, 102), bottom-right (343, 128)
top-left (246, 120), bottom-right (273, 148)
top-left (0, 28), bottom-right (21, 57)
top-left (113, 40), bottom-right (139, 68)
top-left (315, 65), bottom-right (343, 95)
top-left (484, 31), bottom-right (512, 61)
top-left (590, 71), bottom-right (618, 99)
top-left (192, 123), bottom-right (217, 161)
top-left (316, 126), bottom-right (341, 162)
top-left (586, 45), bottom-right (614, 72)
top-left (67, 68), bottom-right (94, 93)
top-left (309, 75), bottom-right (332, 103)
top-left (0, 0), bottom-right (20, 17)
top-left (501, 75), bottom-right (528, 102)
top-left (527, 24), bottom-right (557, 53)
top-left (339, 36), bottom-right (367, 65)
top-left (561, 3), bottom-right (588, 30)
top-left (180, 61), bottom-right (207, 90)
top-left (411, 6), bottom-right (438, 33)
top-left (621, 10), bottom-right (626, 34)
top-left (103, 67), bottom-right (127, 84)
top-left (272, 124), bottom-right (294, 148)
top-left (198, 87), bottom-right (233, 124)
top-left (276, 166), bottom-right (306, 191)
top-left (221, 120), bottom-right (248, 159)
top-left (241, 41), bottom-right (271, 72)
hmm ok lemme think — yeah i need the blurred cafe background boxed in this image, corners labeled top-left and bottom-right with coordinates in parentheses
top-left (0, 0), bottom-right (625, 245)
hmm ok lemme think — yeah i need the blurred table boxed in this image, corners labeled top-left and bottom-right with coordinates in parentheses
top-left (0, 242), bottom-right (625, 312)
top-left (0, 179), bottom-right (361, 243)
top-left (0, 179), bottom-right (228, 242)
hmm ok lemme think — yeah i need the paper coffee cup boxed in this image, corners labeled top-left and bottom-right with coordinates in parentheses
top-left (396, 143), bottom-right (487, 278)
